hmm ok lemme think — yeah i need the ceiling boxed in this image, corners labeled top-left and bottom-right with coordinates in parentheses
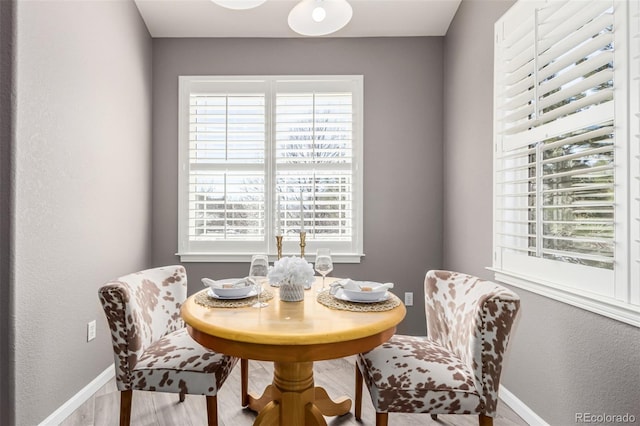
top-left (133, 0), bottom-right (462, 38)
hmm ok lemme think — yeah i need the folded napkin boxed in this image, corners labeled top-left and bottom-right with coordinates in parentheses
top-left (202, 277), bottom-right (252, 289)
top-left (330, 279), bottom-right (393, 294)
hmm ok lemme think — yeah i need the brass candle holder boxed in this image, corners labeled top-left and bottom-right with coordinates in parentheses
top-left (299, 231), bottom-right (306, 258)
top-left (276, 235), bottom-right (283, 259)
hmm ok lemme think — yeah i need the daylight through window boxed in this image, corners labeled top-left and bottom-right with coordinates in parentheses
top-left (178, 76), bottom-right (364, 262)
top-left (493, 0), bottom-right (639, 326)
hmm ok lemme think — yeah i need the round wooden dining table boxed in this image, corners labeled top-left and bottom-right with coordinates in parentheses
top-left (181, 277), bottom-right (406, 426)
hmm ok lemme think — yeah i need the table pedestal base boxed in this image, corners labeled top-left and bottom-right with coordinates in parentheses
top-left (248, 361), bottom-right (352, 426)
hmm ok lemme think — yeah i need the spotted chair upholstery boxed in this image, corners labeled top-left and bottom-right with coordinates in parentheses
top-left (355, 270), bottom-right (520, 426)
top-left (99, 265), bottom-right (240, 426)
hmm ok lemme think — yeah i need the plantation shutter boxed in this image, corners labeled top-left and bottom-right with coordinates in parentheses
top-left (188, 92), bottom-right (266, 241)
top-left (178, 76), bottom-right (363, 261)
top-left (181, 79), bottom-right (267, 255)
top-left (274, 81), bottom-right (355, 246)
top-left (494, 0), bottom-right (618, 295)
top-left (631, 0), bottom-right (640, 305)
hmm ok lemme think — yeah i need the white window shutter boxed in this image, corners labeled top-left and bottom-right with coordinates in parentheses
top-left (178, 76), bottom-right (363, 262)
top-left (496, 0), bottom-right (616, 271)
top-left (275, 90), bottom-right (354, 243)
top-left (494, 0), bottom-right (640, 325)
top-left (188, 93), bottom-right (266, 241)
top-left (630, 0), bottom-right (640, 305)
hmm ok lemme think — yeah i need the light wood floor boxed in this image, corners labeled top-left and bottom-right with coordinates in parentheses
top-left (60, 357), bottom-right (528, 426)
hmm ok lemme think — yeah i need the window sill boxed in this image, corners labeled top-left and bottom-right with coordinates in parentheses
top-left (177, 252), bottom-right (365, 264)
top-left (488, 267), bottom-right (640, 328)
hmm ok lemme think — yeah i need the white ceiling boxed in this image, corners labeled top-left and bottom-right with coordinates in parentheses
top-left (133, 0), bottom-right (462, 38)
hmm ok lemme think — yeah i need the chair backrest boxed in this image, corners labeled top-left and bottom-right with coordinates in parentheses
top-left (424, 270), bottom-right (520, 416)
top-left (98, 265), bottom-right (188, 390)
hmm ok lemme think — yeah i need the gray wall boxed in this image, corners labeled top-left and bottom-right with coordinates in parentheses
top-left (0, 0), bottom-right (15, 423)
top-left (152, 37), bottom-right (444, 335)
top-left (443, 0), bottom-right (640, 424)
top-left (9, 1), bottom-right (638, 424)
top-left (12, 0), bottom-right (153, 424)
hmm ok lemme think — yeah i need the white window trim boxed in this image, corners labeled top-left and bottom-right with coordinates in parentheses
top-left (487, 268), bottom-right (640, 328)
top-left (178, 252), bottom-right (365, 264)
top-left (176, 75), bottom-right (364, 263)
top-left (492, 0), bottom-right (640, 327)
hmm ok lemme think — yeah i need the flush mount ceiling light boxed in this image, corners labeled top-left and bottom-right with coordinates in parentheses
top-left (288, 0), bottom-right (353, 36)
top-left (211, 0), bottom-right (267, 10)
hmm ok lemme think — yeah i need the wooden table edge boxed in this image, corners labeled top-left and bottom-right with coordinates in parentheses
top-left (187, 324), bottom-right (399, 362)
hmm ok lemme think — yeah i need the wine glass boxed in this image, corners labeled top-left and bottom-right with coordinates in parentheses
top-left (249, 254), bottom-right (269, 308)
top-left (315, 249), bottom-right (333, 293)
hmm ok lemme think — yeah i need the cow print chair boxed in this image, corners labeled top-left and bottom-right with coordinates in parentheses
top-left (99, 265), bottom-right (243, 426)
top-left (355, 270), bottom-right (520, 426)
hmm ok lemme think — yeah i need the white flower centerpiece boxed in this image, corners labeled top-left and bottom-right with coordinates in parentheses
top-left (268, 256), bottom-right (315, 302)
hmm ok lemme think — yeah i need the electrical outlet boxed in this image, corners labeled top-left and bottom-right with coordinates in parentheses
top-left (404, 292), bottom-right (413, 306)
top-left (87, 320), bottom-right (96, 342)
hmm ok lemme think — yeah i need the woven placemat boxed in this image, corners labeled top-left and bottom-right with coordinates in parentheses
top-left (194, 288), bottom-right (275, 308)
top-left (316, 290), bottom-right (402, 312)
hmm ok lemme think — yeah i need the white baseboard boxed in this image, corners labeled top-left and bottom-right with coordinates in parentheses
top-left (40, 364), bottom-right (540, 426)
top-left (39, 364), bottom-right (114, 426)
top-left (500, 384), bottom-right (549, 426)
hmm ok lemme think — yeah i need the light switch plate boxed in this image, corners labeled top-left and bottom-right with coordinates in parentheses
top-left (87, 320), bottom-right (96, 342)
top-left (404, 292), bottom-right (413, 306)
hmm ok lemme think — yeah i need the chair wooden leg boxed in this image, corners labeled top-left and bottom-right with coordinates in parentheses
top-left (241, 358), bottom-right (249, 407)
top-left (179, 391), bottom-right (185, 403)
top-left (375, 412), bottom-right (389, 426)
top-left (431, 414), bottom-right (438, 420)
top-left (119, 390), bottom-right (132, 426)
top-left (206, 395), bottom-right (218, 426)
top-left (479, 414), bottom-right (493, 426)
top-left (355, 364), bottom-right (363, 420)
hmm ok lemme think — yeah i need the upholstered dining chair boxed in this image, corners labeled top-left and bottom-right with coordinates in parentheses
top-left (98, 265), bottom-right (245, 426)
top-left (355, 270), bottom-right (520, 426)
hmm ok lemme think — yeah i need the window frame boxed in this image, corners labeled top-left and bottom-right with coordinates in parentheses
top-left (177, 75), bottom-right (364, 263)
top-left (492, 0), bottom-right (640, 327)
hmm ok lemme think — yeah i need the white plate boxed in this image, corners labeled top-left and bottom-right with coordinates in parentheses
top-left (333, 288), bottom-right (389, 303)
top-left (207, 287), bottom-right (259, 300)
top-left (203, 277), bottom-right (254, 298)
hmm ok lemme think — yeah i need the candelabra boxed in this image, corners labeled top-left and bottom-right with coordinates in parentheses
top-left (273, 234), bottom-right (305, 258)
top-left (299, 231), bottom-right (306, 258)
top-left (275, 235), bottom-right (283, 259)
